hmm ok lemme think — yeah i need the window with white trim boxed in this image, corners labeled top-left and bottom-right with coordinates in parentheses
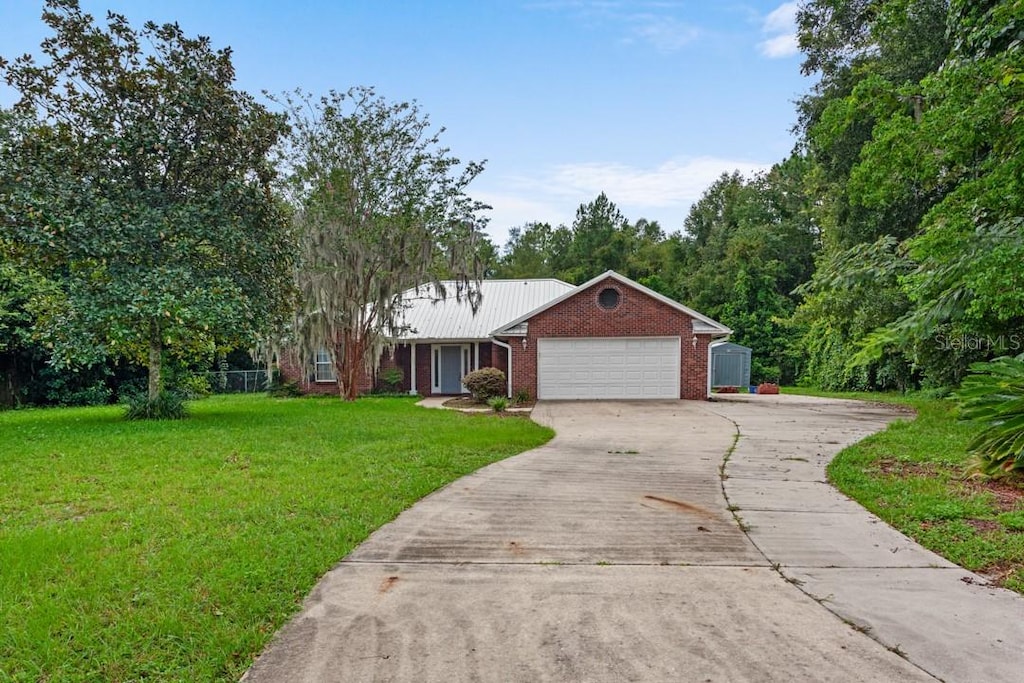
top-left (314, 348), bottom-right (336, 382)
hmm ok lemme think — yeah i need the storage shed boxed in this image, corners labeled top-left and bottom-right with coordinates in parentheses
top-left (710, 341), bottom-right (751, 388)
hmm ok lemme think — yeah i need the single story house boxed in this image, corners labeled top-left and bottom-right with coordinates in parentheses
top-left (290, 270), bottom-right (732, 400)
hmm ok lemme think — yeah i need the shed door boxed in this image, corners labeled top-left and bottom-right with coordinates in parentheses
top-left (537, 337), bottom-right (680, 400)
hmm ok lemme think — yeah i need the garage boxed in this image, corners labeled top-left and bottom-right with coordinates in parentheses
top-left (537, 337), bottom-right (681, 400)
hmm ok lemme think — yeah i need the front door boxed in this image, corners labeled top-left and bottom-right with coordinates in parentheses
top-left (439, 345), bottom-right (464, 394)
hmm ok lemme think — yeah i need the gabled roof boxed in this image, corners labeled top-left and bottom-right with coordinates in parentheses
top-left (393, 278), bottom-right (575, 341)
top-left (490, 270), bottom-right (732, 336)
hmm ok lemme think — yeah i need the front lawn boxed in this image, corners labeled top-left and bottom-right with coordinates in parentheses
top-left (786, 388), bottom-right (1024, 594)
top-left (0, 395), bottom-right (553, 681)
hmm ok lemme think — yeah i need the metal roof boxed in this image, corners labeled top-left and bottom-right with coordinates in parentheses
top-left (393, 279), bottom-right (575, 341)
top-left (490, 270), bottom-right (732, 336)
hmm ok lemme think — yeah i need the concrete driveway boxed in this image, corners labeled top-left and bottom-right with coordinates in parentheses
top-left (243, 396), bottom-right (1024, 682)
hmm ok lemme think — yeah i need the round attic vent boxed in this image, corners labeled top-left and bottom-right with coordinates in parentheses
top-left (598, 287), bottom-right (620, 310)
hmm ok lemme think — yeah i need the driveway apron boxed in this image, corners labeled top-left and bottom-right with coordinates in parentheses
top-left (242, 399), bottom-right (943, 682)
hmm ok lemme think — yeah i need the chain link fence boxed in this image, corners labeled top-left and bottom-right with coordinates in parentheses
top-left (203, 370), bottom-right (270, 394)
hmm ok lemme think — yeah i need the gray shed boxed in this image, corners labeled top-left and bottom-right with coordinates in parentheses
top-left (711, 341), bottom-right (752, 388)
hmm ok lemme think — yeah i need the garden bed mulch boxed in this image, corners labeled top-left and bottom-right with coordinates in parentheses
top-left (441, 397), bottom-right (536, 413)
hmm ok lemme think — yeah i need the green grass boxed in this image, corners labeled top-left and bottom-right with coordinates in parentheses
top-left (786, 387), bottom-right (1024, 594)
top-left (0, 395), bottom-right (553, 681)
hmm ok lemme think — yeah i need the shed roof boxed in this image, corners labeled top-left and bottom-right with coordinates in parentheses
top-left (393, 278), bottom-right (575, 341)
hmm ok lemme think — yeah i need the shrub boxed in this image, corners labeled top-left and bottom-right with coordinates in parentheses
top-left (379, 367), bottom-right (404, 392)
top-left (488, 396), bottom-right (509, 412)
top-left (512, 388), bottom-right (531, 405)
top-left (60, 381), bottom-right (112, 407)
top-left (266, 370), bottom-right (301, 398)
top-left (123, 390), bottom-right (188, 420)
top-left (954, 354), bottom-right (1024, 478)
top-left (462, 367), bottom-right (506, 402)
top-left (175, 374), bottom-right (211, 400)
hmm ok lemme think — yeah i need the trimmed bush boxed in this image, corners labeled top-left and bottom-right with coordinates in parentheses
top-left (463, 367), bottom-right (506, 402)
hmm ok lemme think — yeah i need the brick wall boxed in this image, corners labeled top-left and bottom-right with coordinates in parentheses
top-left (277, 350), bottom-right (340, 396)
top-left (501, 276), bottom-right (712, 400)
top-left (279, 278), bottom-right (715, 400)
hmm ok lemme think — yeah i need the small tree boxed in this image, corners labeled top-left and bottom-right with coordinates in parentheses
top-left (0, 1), bottom-right (295, 410)
top-left (276, 87), bottom-right (489, 400)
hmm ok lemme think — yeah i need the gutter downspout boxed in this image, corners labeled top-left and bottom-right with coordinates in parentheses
top-left (491, 338), bottom-right (513, 398)
top-left (409, 343), bottom-right (417, 395)
top-left (706, 337), bottom-right (713, 399)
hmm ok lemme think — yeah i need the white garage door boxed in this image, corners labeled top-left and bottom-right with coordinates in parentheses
top-left (537, 337), bottom-right (681, 400)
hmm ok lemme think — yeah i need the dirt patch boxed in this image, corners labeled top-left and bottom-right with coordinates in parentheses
top-left (876, 459), bottom-right (942, 478)
top-left (977, 561), bottom-right (1018, 587)
top-left (962, 477), bottom-right (1024, 513)
top-left (965, 519), bottom-right (1004, 534)
top-left (443, 397), bottom-right (537, 410)
top-left (443, 397), bottom-right (486, 408)
top-left (864, 401), bottom-right (916, 416)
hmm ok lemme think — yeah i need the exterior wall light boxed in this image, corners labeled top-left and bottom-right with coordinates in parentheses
top-left (521, 337), bottom-right (528, 350)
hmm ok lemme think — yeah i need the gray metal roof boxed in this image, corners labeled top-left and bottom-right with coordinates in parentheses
top-left (393, 279), bottom-right (575, 341)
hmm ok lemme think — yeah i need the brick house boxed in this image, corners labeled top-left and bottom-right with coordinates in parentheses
top-left (288, 270), bottom-right (731, 400)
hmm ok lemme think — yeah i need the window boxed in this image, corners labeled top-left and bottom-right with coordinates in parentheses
top-left (598, 287), bottom-right (620, 310)
top-left (314, 348), bottom-right (336, 382)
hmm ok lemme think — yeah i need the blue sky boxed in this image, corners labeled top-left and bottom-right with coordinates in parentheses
top-left (0, 1), bottom-right (810, 246)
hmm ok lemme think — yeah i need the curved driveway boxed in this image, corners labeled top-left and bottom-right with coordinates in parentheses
top-left (244, 396), bottom-right (1024, 682)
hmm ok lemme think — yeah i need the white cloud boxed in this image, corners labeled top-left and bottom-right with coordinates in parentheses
top-left (763, 1), bottom-right (799, 34)
top-left (473, 191), bottom-right (573, 246)
top-left (479, 155), bottom-right (773, 244)
top-left (759, 32), bottom-right (799, 58)
top-left (628, 16), bottom-right (700, 53)
top-left (541, 157), bottom-right (771, 205)
top-left (525, 1), bottom-right (700, 54)
top-left (758, 1), bottom-right (799, 59)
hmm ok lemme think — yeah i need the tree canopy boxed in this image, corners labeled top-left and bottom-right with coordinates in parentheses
top-left (277, 87), bottom-right (489, 399)
top-left (0, 0), bottom-right (295, 406)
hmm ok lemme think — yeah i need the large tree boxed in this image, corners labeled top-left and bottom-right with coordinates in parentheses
top-left (0, 0), bottom-right (294, 406)
top-left (277, 87), bottom-right (489, 400)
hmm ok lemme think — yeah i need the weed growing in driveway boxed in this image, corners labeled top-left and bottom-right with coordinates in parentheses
top-left (0, 395), bottom-right (553, 681)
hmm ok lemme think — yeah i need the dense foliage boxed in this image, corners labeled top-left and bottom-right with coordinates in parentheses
top-left (792, 0), bottom-right (1024, 389)
top-left (0, 1), bottom-right (295, 411)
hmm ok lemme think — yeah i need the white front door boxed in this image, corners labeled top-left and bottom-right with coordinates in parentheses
top-left (537, 337), bottom-right (681, 400)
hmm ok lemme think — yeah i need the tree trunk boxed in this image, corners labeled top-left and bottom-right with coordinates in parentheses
top-left (148, 319), bottom-right (162, 402)
top-left (336, 331), bottom-right (364, 401)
